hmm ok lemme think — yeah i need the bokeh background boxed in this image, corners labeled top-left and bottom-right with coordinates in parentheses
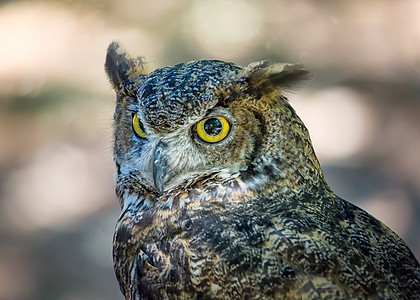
top-left (0, 0), bottom-right (419, 299)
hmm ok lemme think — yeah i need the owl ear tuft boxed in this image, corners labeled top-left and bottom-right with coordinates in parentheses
top-left (242, 61), bottom-right (312, 94)
top-left (105, 42), bottom-right (149, 91)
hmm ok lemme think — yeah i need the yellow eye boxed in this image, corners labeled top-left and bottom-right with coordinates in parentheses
top-left (132, 114), bottom-right (147, 139)
top-left (196, 116), bottom-right (230, 143)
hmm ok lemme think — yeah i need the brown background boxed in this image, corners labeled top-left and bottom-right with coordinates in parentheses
top-left (0, 0), bottom-right (419, 299)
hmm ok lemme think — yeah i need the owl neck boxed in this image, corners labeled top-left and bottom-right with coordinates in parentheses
top-left (245, 99), bottom-right (331, 196)
top-left (245, 153), bottom-right (330, 197)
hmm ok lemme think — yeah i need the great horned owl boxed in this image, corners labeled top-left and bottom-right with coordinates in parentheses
top-left (105, 42), bottom-right (420, 300)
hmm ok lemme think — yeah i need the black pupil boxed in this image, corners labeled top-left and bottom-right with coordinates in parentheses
top-left (203, 118), bottom-right (223, 136)
top-left (138, 121), bottom-right (145, 132)
top-left (133, 115), bottom-right (146, 133)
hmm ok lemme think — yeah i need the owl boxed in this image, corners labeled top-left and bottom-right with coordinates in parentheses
top-left (105, 42), bottom-right (420, 300)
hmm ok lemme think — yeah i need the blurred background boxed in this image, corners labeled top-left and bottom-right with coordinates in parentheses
top-left (0, 0), bottom-right (419, 299)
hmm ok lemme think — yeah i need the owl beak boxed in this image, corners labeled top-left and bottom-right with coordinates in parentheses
top-left (152, 141), bottom-right (172, 195)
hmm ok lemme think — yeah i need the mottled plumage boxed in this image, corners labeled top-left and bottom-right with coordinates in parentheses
top-left (105, 42), bottom-right (420, 300)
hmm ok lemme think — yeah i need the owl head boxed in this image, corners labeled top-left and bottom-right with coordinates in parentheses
top-left (105, 42), bottom-right (326, 208)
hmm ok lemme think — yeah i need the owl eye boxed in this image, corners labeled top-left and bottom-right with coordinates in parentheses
top-left (132, 114), bottom-right (147, 139)
top-left (196, 117), bottom-right (230, 143)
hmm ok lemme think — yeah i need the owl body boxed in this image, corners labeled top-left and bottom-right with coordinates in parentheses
top-left (106, 42), bottom-right (420, 299)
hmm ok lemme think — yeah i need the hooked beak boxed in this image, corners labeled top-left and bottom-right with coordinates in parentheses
top-left (152, 141), bottom-right (173, 195)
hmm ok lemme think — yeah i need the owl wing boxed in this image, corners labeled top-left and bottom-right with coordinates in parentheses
top-left (262, 196), bottom-right (420, 299)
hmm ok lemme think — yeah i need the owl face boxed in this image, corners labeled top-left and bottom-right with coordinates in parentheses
top-left (105, 42), bottom-right (315, 203)
top-left (117, 61), bottom-right (263, 195)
